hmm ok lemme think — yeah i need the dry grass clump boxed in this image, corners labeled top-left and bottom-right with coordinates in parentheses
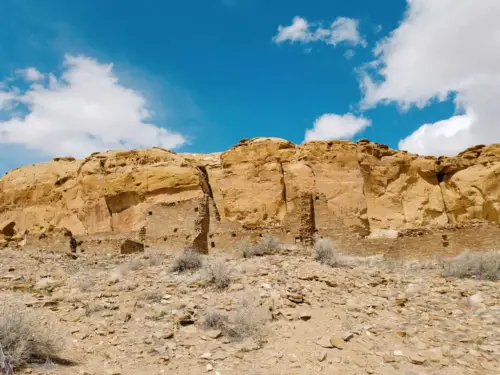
top-left (314, 238), bottom-right (337, 266)
top-left (229, 295), bottom-right (267, 340)
top-left (238, 236), bottom-right (281, 258)
top-left (202, 311), bottom-right (230, 331)
top-left (439, 251), bottom-right (500, 280)
top-left (203, 258), bottom-right (232, 290)
top-left (0, 301), bottom-right (62, 374)
top-left (202, 295), bottom-right (267, 341)
top-left (170, 250), bottom-right (204, 273)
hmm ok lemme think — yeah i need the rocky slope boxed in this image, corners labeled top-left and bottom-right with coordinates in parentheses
top-left (2, 138), bottom-right (500, 248)
top-left (0, 247), bottom-right (498, 375)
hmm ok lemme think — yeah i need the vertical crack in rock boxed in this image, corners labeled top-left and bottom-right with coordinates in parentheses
top-left (104, 198), bottom-right (115, 232)
top-left (279, 162), bottom-right (288, 213)
top-left (198, 166), bottom-right (221, 222)
top-left (436, 165), bottom-right (451, 225)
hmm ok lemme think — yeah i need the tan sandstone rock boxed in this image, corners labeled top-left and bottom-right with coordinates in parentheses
top-left (2, 138), bottom-right (500, 253)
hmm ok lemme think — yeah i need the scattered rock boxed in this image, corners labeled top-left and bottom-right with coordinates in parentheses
top-left (329, 335), bottom-right (346, 350)
top-left (408, 353), bottom-right (426, 365)
top-left (230, 283), bottom-right (244, 291)
top-left (207, 329), bottom-right (222, 339)
top-left (287, 293), bottom-right (304, 304)
top-left (299, 312), bottom-right (312, 321)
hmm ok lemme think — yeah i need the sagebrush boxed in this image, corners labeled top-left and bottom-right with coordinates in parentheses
top-left (439, 251), bottom-right (500, 280)
top-left (202, 294), bottom-right (267, 341)
top-left (203, 258), bottom-right (232, 289)
top-left (0, 301), bottom-right (61, 374)
top-left (170, 250), bottom-right (203, 273)
top-left (238, 236), bottom-right (281, 258)
top-left (314, 238), bottom-right (337, 266)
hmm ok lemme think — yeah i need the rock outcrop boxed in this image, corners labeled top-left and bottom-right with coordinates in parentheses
top-left (2, 138), bottom-right (500, 252)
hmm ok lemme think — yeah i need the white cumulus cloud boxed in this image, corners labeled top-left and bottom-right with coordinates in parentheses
top-left (0, 55), bottom-right (186, 158)
top-left (304, 113), bottom-right (371, 142)
top-left (17, 67), bottom-right (44, 82)
top-left (273, 16), bottom-right (366, 47)
top-left (362, 0), bottom-right (500, 156)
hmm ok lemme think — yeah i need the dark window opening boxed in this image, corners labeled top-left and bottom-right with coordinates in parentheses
top-left (173, 228), bottom-right (178, 233)
top-left (211, 241), bottom-right (216, 248)
top-left (194, 207), bottom-right (199, 212)
top-left (231, 233), bottom-right (237, 238)
top-left (148, 211), bottom-right (153, 216)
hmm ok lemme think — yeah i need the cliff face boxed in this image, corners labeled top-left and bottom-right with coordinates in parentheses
top-left (2, 138), bottom-right (500, 250)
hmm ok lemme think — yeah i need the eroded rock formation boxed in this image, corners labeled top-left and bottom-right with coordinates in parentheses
top-left (2, 138), bottom-right (500, 252)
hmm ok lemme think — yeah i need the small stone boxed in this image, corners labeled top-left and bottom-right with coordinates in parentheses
top-left (315, 337), bottom-right (334, 348)
top-left (408, 353), bottom-right (426, 365)
top-left (342, 332), bottom-right (354, 342)
top-left (153, 330), bottom-right (174, 340)
top-left (299, 312), bottom-right (312, 321)
top-left (207, 329), bottom-right (222, 339)
top-left (317, 351), bottom-right (327, 362)
top-left (468, 292), bottom-right (484, 305)
top-left (329, 335), bottom-right (346, 350)
top-left (200, 352), bottom-right (212, 359)
top-left (230, 283), bottom-right (244, 291)
top-left (287, 293), bottom-right (304, 304)
top-left (383, 354), bottom-right (395, 363)
top-left (206, 364), bottom-right (214, 372)
top-left (393, 350), bottom-right (404, 357)
top-left (158, 356), bottom-right (170, 363)
top-left (396, 331), bottom-right (406, 337)
top-left (395, 298), bottom-right (408, 307)
top-left (178, 314), bottom-right (195, 326)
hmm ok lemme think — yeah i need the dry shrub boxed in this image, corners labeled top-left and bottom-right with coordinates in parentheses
top-left (0, 300), bottom-right (62, 374)
top-left (439, 251), bottom-right (500, 280)
top-left (229, 294), bottom-right (267, 340)
top-left (202, 311), bottom-right (229, 331)
top-left (170, 250), bottom-right (204, 273)
top-left (314, 238), bottom-right (337, 266)
top-left (202, 295), bottom-right (267, 341)
top-left (203, 258), bottom-right (232, 290)
top-left (238, 237), bottom-right (281, 258)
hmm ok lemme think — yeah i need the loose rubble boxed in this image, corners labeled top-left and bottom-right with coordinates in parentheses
top-left (0, 247), bottom-right (498, 375)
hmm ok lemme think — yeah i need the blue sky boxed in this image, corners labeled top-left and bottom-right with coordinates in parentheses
top-left (1, 0), bottom-right (498, 175)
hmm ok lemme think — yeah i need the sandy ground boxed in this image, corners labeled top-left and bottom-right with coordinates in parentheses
top-left (0, 246), bottom-right (499, 375)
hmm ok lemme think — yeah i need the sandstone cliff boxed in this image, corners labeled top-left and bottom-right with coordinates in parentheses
top-left (1, 138), bottom-right (500, 251)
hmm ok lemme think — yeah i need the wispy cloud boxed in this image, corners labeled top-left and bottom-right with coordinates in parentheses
top-left (273, 16), bottom-right (366, 48)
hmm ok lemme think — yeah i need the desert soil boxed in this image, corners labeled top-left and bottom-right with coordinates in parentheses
top-left (0, 247), bottom-right (499, 375)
